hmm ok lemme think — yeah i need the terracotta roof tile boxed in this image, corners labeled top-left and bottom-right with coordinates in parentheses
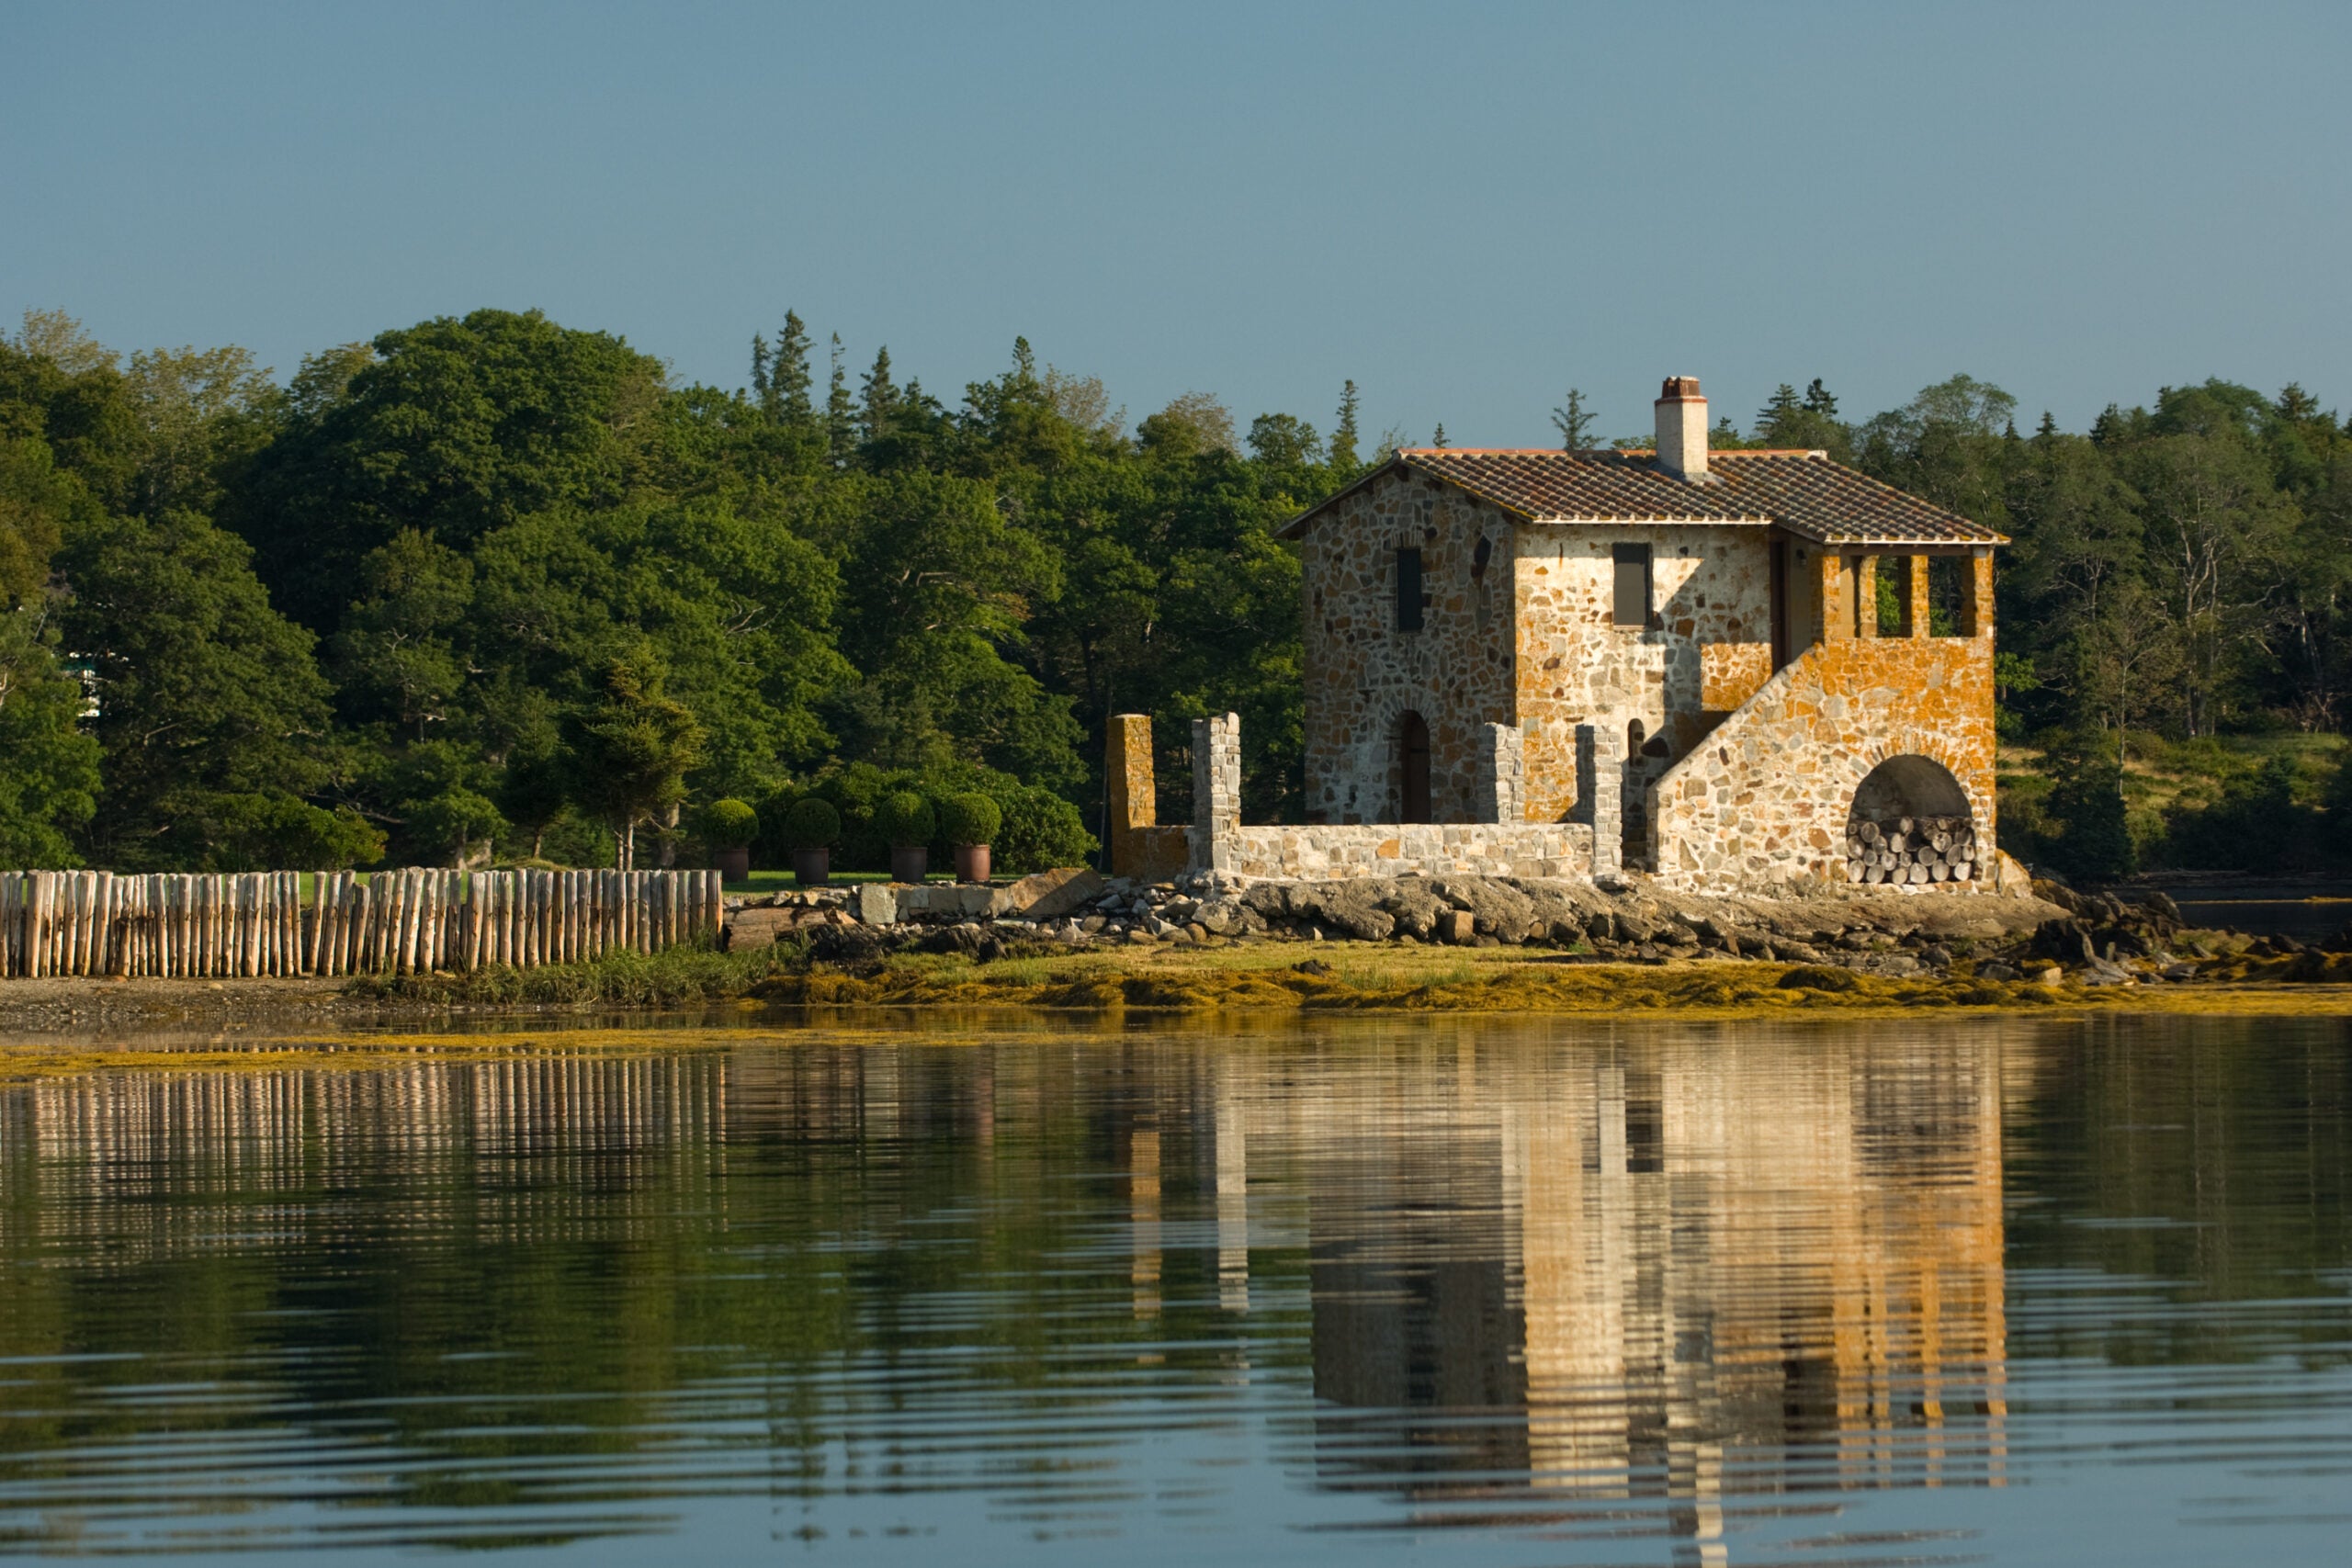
top-left (1280, 448), bottom-right (2006, 547)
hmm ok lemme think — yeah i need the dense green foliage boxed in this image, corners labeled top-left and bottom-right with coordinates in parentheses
top-left (6, 305), bottom-right (2351, 879)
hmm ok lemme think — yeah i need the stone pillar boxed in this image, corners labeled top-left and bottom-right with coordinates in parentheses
top-left (1908, 555), bottom-right (1932, 639)
top-left (1191, 712), bottom-right (1241, 877)
top-left (1577, 723), bottom-right (1622, 878)
top-left (1819, 552), bottom-right (1852, 640)
top-left (1106, 714), bottom-right (1157, 876)
top-left (1966, 548), bottom-right (1993, 638)
top-left (1856, 555), bottom-right (1879, 638)
top-left (1475, 722), bottom-right (1525, 825)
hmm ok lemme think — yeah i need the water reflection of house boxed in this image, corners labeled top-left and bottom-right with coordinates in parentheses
top-left (1226, 1030), bottom-right (2009, 1521)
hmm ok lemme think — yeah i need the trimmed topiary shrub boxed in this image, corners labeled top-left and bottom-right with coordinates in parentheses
top-left (782, 796), bottom-right (840, 851)
top-left (699, 797), bottom-right (759, 848)
top-left (940, 792), bottom-right (1001, 847)
top-left (874, 791), bottom-right (935, 848)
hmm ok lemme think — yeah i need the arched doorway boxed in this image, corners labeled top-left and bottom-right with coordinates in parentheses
top-left (1399, 711), bottom-right (1431, 823)
top-left (1846, 755), bottom-right (1976, 885)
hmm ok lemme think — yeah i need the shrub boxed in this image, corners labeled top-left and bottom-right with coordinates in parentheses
top-left (874, 790), bottom-right (935, 847)
top-left (782, 795), bottom-right (840, 851)
top-left (940, 792), bottom-right (1001, 846)
top-left (698, 796), bottom-right (759, 849)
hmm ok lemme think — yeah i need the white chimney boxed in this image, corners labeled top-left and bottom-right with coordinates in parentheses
top-left (1654, 376), bottom-right (1709, 482)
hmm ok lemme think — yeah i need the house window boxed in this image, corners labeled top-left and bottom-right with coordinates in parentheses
top-left (1611, 543), bottom-right (1652, 628)
top-left (1396, 547), bottom-right (1423, 632)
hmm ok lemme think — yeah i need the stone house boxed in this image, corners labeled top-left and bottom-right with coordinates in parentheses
top-left (1109, 377), bottom-right (2007, 894)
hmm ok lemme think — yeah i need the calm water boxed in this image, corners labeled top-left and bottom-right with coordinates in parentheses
top-left (1, 1013), bottom-right (2347, 1565)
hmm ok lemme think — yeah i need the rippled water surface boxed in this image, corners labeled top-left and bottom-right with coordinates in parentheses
top-left (2, 1012), bottom-right (2348, 1564)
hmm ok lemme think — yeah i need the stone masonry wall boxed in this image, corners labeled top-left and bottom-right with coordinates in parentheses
top-left (1646, 633), bottom-right (1996, 893)
top-left (1215, 821), bottom-right (1596, 882)
top-left (1300, 470), bottom-right (1519, 823)
top-left (1104, 711), bottom-right (1191, 881)
top-left (1184, 710), bottom-right (1593, 883)
top-left (1512, 522), bottom-right (1774, 825)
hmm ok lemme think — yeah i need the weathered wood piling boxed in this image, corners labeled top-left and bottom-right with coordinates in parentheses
top-left (0, 867), bottom-right (723, 979)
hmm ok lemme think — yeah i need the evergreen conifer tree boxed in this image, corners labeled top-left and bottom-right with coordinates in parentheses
top-left (770, 310), bottom-right (816, 426)
top-left (859, 346), bottom-right (898, 446)
top-left (1331, 380), bottom-right (1362, 471)
top-left (1551, 388), bottom-right (1594, 449)
top-left (825, 334), bottom-right (855, 466)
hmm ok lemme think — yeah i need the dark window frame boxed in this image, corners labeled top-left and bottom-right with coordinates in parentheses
top-left (1611, 542), bottom-right (1653, 630)
top-left (1396, 547), bottom-right (1424, 632)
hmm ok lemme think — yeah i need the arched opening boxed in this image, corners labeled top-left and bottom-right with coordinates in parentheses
top-left (1399, 711), bottom-right (1431, 823)
top-left (1846, 755), bottom-right (1976, 886)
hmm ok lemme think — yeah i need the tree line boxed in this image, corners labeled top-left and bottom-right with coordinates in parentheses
top-left (2, 303), bottom-right (2345, 877)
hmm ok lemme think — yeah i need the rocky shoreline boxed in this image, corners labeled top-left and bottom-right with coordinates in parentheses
top-left (728, 868), bottom-right (2289, 989)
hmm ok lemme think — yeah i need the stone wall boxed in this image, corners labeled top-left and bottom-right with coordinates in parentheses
top-left (1298, 471), bottom-right (1520, 823)
top-left (1104, 712), bottom-right (1190, 881)
top-left (1213, 821), bottom-right (1596, 882)
top-left (1647, 632), bottom-right (1996, 893)
top-left (1511, 522), bottom-right (1775, 824)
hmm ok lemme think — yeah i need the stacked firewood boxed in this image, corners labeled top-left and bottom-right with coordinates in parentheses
top-left (1844, 815), bottom-right (1976, 885)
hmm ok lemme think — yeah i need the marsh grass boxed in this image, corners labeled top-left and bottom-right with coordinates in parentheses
top-left (345, 942), bottom-right (795, 1008)
top-left (340, 931), bottom-right (2352, 1018)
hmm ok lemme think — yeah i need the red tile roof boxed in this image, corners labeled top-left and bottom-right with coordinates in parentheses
top-left (1279, 448), bottom-right (2007, 547)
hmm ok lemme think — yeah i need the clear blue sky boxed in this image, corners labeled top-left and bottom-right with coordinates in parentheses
top-left (6, 1), bottom-right (2346, 445)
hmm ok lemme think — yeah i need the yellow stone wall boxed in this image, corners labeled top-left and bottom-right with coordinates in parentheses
top-left (1511, 522), bottom-right (1774, 821)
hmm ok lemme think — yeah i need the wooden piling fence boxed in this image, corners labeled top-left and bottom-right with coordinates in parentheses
top-left (0, 867), bottom-right (724, 979)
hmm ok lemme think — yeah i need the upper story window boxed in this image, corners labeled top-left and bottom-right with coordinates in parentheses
top-left (1611, 543), bottom-right (1652, 629)
top-left (1396, 547), bottom-right (1424, 632)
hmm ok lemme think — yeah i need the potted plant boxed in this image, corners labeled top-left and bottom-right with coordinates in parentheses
top-left (783, 796), bottom-right (840, 887)
top-left (942, 792), bottom-right (1001, 884)
top-left (701, 797), bottom-right (759, 883)
top-left (875, 791), bottom-right (935, 885)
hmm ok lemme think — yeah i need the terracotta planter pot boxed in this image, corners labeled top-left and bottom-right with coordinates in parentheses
top-left (889, 844), bottom-right (929, 885)
top-left (791, 847), bottom-right (831, 887)
top-left (716, 846), bottom-right (751, 882)
top-left (953, 843), bottom-right (990, 884)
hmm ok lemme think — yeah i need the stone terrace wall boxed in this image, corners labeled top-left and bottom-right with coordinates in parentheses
top-left (1212, 822), bottom-right (1596, 883)
top-left (1191, 711), bottom-right (1595, 883)
top-left (1647, 635), bottom-right (1996, 894)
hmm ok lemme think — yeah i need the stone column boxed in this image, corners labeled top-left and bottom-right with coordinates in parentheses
top-left (1966, 548), bottom-right (1994, 638)
top-left (1475, 722), bottom-right (1525, 825)
top-left (1191, 712), bottom-right (1241, 877)
top-left (1908, 555), bottom-right (1932, 639)
top-left (1856, 555), bottom-right (1880, 638)
top-left (1577, 723), bottom-right (1622, 878)
top-left (1106, 713), bottom-right (1156, 876)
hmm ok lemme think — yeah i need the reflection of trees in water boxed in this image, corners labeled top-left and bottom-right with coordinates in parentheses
top-left (0, 1017), bottom-right (2344, 1551)
top-left (2005, 1017), bottom-right (2352, 1366)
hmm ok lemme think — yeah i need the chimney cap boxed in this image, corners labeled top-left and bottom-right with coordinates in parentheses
top-left (1657, 376), bottom-right (1704, 401)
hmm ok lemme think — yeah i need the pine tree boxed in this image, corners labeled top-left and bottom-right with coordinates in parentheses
top-left (1330, 380), bottom-right (1362, 471)
top-left (1431, 423), bottom-right (1449, 449)
top-left (1755, 384), bottom-right (1803, 442)
top-left (825, 334), bottom-right (854, 466)
top-left (771, 310), bottom-right (816, 425)
top-left (1803, 378), bottom-right (1838, 417)
top-left (1551, 388), bottom-right (1595, 449)
top-left (750, 333), bottom-right (771, 400)
top-left (859, 346), bottom-right (899, 445)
